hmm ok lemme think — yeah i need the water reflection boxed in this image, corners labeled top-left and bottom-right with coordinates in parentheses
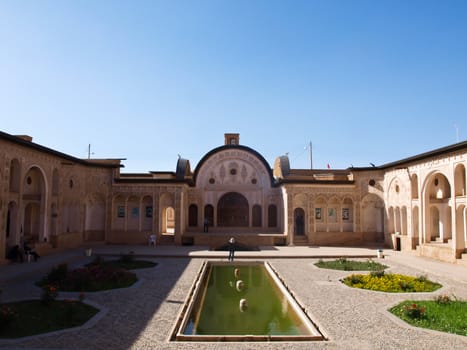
top-left (189, 264), bottom-right (305, 336)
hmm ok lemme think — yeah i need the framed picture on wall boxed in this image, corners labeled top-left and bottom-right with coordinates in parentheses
top-left (117, 206), bottom-right (125, 218)
top-left (342, 208), bottom-right (350, 220)
top-left (315, 208), bottom-right (321, 220)
top-left (145, 206), bottom-right (153, 218)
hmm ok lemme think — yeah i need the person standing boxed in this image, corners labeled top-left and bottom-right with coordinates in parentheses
top-left (23, 241), bottom-right (40, 261)
top-left (203, 217), bottom-right (209, 232)
top-left (228, 237), bottom-right (236, 261)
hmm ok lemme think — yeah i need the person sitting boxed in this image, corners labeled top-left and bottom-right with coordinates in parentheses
top-left (6, 245), bottom-right (24, 263)
top-left (23, 242), bottom-right (40, 262)
top-left (148, 234), bottom-right (157, 247)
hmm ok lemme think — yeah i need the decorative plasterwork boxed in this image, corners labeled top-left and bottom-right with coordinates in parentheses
top-left (197, 149), bottom-right (270, 188)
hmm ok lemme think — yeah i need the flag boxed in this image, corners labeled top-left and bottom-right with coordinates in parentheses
top-left (327, 163), bottom-right (331, 169)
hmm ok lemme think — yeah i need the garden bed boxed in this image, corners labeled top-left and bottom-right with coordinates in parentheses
top-left (0, 299), bottom-right (98, 338)
top-left (341, 272), bottom-right (442, 292)
top-left (315, 258), bottom-right (387, 271)
top-left (389, 297), bottom-right (467, 336)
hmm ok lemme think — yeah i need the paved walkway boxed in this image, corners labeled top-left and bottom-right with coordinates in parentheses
top-left (0, 245), bottom-right (466, 350)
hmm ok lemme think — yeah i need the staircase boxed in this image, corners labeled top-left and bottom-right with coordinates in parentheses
top-left (293, 235), bottom-right (309, 246)
top-left (458, 251), bottom-right (467, 267)
top-left (158, 234), bottom-right (175, 245)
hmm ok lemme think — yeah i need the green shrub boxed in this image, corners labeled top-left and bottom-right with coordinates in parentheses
top-left (40, 285), bottom-right (58, 305)
top-left (38, 263), bottom-right (137, 292)
top-left (315, 259), bottom-right (387, 271)
top-left (403, 303), bottom-right (426, 319)
top-left (44, 263), bottom-right (68, 284)
top-left (434, 294), bottom-right (455, 305)
top-left (370, 269), bottom-right (385, 277)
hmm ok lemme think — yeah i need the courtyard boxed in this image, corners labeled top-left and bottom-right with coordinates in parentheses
top-left (0, 246), bottom-right (466, 350)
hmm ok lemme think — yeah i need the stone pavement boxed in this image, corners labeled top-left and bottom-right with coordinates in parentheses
top-left (0, 245), bottom-right (466, 350)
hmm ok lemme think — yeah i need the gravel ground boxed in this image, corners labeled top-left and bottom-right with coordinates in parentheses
top-left (0, 256), bottom-right (466, 350)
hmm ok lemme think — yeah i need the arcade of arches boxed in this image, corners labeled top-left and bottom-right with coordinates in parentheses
top-left (1, 131), bottom-right (466, 264)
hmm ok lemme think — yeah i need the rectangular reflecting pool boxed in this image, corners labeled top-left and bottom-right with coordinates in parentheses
top-left (171, 261), bottom-right (326, 342)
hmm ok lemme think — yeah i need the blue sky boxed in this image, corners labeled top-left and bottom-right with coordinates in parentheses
top-left (1, 0), bottom-right (467, 173)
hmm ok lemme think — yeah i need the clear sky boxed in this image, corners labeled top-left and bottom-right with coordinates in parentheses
top-left (1, 0), bottom-right (467, 173)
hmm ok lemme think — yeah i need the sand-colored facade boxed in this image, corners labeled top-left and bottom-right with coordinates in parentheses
top-left (1, 131), bottom-right (466, 264)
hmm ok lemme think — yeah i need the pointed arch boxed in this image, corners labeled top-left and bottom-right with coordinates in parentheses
top-left (411, 174), bottom-right (419, 199)
top-left (456, 205), bottom-right (466, 251)
top-left (189, 204), bottom-right (198, 227)
top-left (113, 195), bottom-right (126, 231)
top-left (142, 195), bottom-right (153, 231)
top-left (362, 194), bottom-right (384, 234)
top-left (422, 172), bottom-right (453, 244)
top-left (217, 192), bottom-right (249, 227)
top-left (268, 204), bottom-right (278, 228)
top-left (401, 206), bottom-right (408, 235)
top-left (6, 201), bottom-right (19, 246)
top-left (85, 193), bottom-right (106, 240)
top-left (127, 195), bottom-right (140, 231)
top-left (204, 204), bottom-right (214, 227)
top-left (9, 159), bottom-right (20, 193)
top-left (454, 164), bottom-right (466, 197)
top-left (160, 192), bottom-right (175, 234)
top-left (387, 207), bottom-right (395, 233)
top-left (314, 196), bottom-right (327, 232)
top-left (342, 197), bottom-right (354, 232)
top-left (252, 204), bottom-right (262, 227)
top-left (23, 166), bottom-right (47, 241)
top-left (430, 206), bottom-right (440, 241)
top-left (294, 207), bottom-right (305, 235)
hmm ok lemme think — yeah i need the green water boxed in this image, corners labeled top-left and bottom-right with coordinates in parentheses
top-left (184, 264), bottom-right (309, 336)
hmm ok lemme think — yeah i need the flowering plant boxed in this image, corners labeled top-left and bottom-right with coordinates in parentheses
top-left (434, 293), bottom-right (455, 305)
top-left (41, 284), bottom-right (58, 304)
top-left (403, 303), bottom-right (426, 319)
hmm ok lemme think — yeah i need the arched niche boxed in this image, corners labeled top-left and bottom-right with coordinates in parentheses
top-left (293, 207), bottom-right (305, 235)
top-left (454, 164), bottom-right (466, 197)
top-left (9, 159), bottom-right (21, 193)
top-left (23, 166), bottom-right (47, 241)
top-left (217, 192), bottom-right (249, 227)
top-left (411, 174), bottom-right (419, 199)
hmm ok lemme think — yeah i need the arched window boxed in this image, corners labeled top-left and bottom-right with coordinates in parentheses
top-left (411, 174), bottom-right (419, 199)
top-left (189, 204), bottom-right (198, 227)
top-left (268, 204), bottom-right (277, 227)
top-left (252, 204), bottom-right (262, 227)
top-left (204, 204), bottom-right (214, 226)
top-left (9, 159), bottom-right (21, 193)
top-left (454, 164), bottom-right (466, 197)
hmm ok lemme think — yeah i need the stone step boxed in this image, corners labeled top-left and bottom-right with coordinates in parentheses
top-left (293, 235), bottom-right (309, 246)
top-left (457, 253), bottom-right (467, 267)
top-left (158, 235), bottom-right (175, 245)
